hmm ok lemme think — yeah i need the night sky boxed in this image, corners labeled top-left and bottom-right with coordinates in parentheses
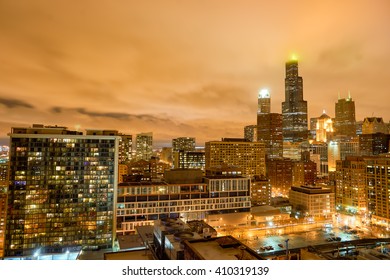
top-left (0, 0), bottom-right (389, 147)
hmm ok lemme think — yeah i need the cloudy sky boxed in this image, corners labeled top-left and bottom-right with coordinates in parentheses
top-left (0, 0), bottom-right (389, 147)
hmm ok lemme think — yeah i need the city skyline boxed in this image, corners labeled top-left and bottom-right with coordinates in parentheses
top-left (1, 1), bottom-right (390, 147)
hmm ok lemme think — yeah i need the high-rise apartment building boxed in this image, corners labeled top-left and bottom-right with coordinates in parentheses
top-left (257, 113), bottom-right (283, 159)
top-left (334, 94), bottom-right (356, 137)
top-left (282, 58), bottom-right (308, 142)
top-left (135, 132), bottom-right (153, 161)
top-left (118, 134), bottom-right (132, 163)
top-left (0, 187), bottom-right (6, 259)
top-left (365, 154), bottom-right (390, 226)
top-left (5, 124), bottom-right (118, 258)
top-left (335, 156), bottom-right (366, 212)
top-left (172, 137), bottom-right (196, 152)
top-left (205, 139), bottom-right (266, 178)
top-left (0, 161), bottom-right (8, 259)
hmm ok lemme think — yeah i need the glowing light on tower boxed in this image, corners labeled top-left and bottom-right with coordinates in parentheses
top-left (258, 88), bottom-right (270, 98)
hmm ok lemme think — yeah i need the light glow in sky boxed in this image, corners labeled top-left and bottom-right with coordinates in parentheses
top-left (0, 0), bottom-right (389, 146)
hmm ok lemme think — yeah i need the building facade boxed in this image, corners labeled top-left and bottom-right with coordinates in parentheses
top-left (335, 156), bottom-right (367, 212)
top-left (5, 124), bottom-right (118, 258)
top-left (116, 174), bottom-right (251, 234)
top-left (365, 155), bottom-right (390, 226)
top-left (359, 133), bottom-right (389, 156)
top-left (362, 117), bottom-right (388, 135)
top-left (173, 151), bottom-right (205, 171)
top-left (172, 137), bottom-right (196, 153)
top-left (289, 185), bottom-right (335, 217)
top-left (266, 158), bottom-right (292, 197)
top-left (205, 139), bottom-right (266, 178)
top-left (251, 176), bottom-right (272, 206)
top-left (118, 134), bottom-right (133, 164)
top-left (257, 113), bottom-right (283, 159)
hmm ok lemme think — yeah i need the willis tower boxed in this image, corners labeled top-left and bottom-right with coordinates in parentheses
top-left (282, 57), bottom-right (308, 142)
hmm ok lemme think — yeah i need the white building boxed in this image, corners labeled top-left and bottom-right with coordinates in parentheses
top-left (289, 185), bottom-right (335, 217)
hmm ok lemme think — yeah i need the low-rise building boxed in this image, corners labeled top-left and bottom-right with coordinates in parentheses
top-left (289, 185), bottom-right (335, 218)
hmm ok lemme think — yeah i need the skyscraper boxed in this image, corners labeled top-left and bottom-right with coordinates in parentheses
top-left (257, 113), bottom-right (283, 159)
top-left (135, 132), bottom-right (153, 161)
top-left (258, 88), bottom-right (271, 114)
top-left (315, 111), bottom-right (334, 143)
top-left (282, 58), bottom-right (308, 142)
top-left (118, 134), bottom-right (133, 164)
top-left (334, 93), bottom-right (356, 137)
top-left (5, 124), bottom-right (118, 258)
top-left (256, 88), bottom-right (283, 159)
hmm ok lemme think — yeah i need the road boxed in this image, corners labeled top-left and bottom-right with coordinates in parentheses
top-left (217, 213), bottom-right (390, 254)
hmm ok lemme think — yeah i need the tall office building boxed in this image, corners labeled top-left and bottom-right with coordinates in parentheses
top-left (135, 132), bottom-right (153, 161)
top-left (205, 138), bottom-right (266, 178)
top-left (258, 88), bottom-right (271, 114)
top-left (172, 137), bottom-right (196, 152)
top-left (334, 94), bottom-right (356, 137)
top-left (5, 124), bottom-right (118, 258)
top-left (282, 58), bottom-right (308, 142)
top-left (257, 113), bottom-right (283, 159)
top-left (315, 112), bottom-right (334, 143)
